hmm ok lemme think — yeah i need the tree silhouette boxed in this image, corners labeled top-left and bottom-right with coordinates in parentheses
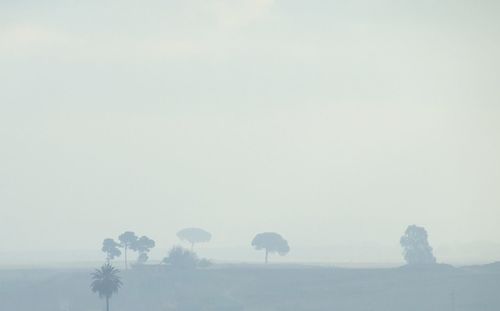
top-left (130, 236), bottom-right (155, 265)
top-left (252, 232), bottom-right (290, 263)
top-left (102, 238), bottom-right (121, 264)
top-left (176, 228), bottom-right (212, 250)
top-left (90, 263), bottom-right (122, 311)
top-left (163, 246), bottom-right (199, 270)
top-left (400, 224), bottom-right (436, 265)
top-left (118, 231), bottom-right (138, 270)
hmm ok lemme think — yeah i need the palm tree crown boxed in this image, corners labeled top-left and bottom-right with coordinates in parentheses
top-left (91, 263), bottom-right (122, 310)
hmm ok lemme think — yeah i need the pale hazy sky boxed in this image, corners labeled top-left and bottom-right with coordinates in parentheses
top-left (1, 0), bottom-right (499, 264)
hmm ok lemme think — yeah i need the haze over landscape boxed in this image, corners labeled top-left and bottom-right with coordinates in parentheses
top-left (2, 1), bottom-right (500, 311)
top-left (1, 0), bottom-right (500, 267)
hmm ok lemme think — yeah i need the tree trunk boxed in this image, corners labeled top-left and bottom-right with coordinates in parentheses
top-left (265, 249), bottom-right (268, 264)
top-left (106, 296), bottom-right (109, 311)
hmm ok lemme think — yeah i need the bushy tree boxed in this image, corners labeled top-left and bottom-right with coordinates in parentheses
top-left (90, 263), bottom-right (122, 311)
top-left (176, 228), bottom-right (212, 250)
top-left (163, 246), bottom-right (199, 270)
top-left (251, 232), bottom-right (290, 263)
top-left (400, 225), bottom-right (436, 265)
top-left (131, 236), bottom-right (155, 265)
top-left (102, 239), bottom-right (121, 263)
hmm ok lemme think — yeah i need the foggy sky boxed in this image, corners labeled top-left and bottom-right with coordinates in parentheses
top-left (1, 0), bottom-right (499, 264)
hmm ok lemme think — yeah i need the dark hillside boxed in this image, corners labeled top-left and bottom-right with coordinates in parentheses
top-left (0, 264), bottom-right (499, 311)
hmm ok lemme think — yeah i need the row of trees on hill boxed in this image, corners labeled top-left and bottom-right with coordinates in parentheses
top-left (101, 228), bottom-right (292, 266)
top-left (102, 232), bottom-right (155, 269)
top-left (92, 224), bottom-right (437, 311)
top-left (101, 228), bottom-right (214, 269)
top-left (102, 225), bottom-right (436, 266)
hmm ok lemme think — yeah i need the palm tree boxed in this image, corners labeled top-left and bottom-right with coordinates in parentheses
top-left (90, 263), bottom-right (122, 311)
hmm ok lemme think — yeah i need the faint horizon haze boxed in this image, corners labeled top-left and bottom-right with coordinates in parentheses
top-left (1, 0), bottom-right (499, 264)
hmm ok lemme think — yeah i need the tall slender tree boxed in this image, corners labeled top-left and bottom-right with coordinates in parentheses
top-left (90, 263), bottom-right (122, 311)
top-left (118, 231), bottom-right (138, 270)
